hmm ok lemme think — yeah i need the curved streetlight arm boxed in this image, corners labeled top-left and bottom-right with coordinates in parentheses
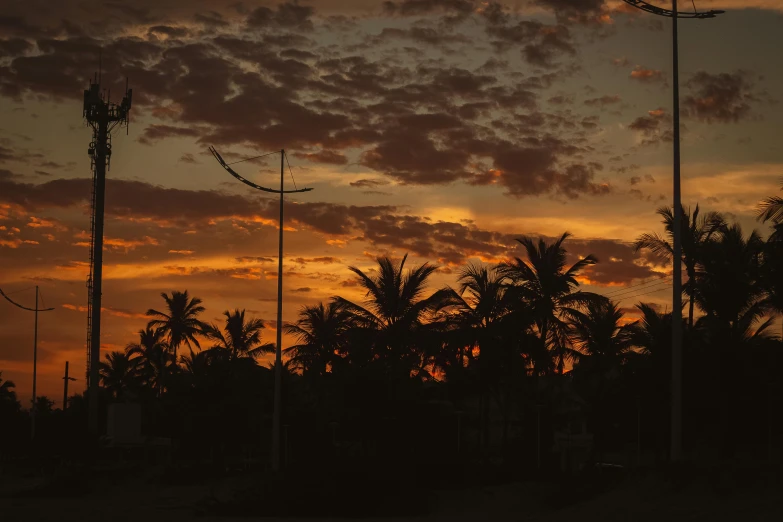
top-left (209, 146), bottom-right (313, 194)
top-left (623, 0), bottom-right (724, 18)
top-left (0, 287), bottom-right (55, 312)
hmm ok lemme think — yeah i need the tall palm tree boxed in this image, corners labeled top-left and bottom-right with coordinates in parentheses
top-left (500, 232), bottom-right (605, 375)
top-left (756, 179), bottom-right (783, 225)
top-left (570, 300), bottom-right (636, 458)
top-left (627, 303), bottom-right (675, 457)
top-left (146, 290), bottom-right (208, 362)
top-left (691, 223), bottom-right (773, 457)
top-left (284, 301), bottom-right (356, 378)
top-left (452, 263), bottom-right (533, 450)
top-left (126, 326), bottom-right (172, 398)
top-left (448, 263), bottom-right (511, 372)
top-left (99, 351), bottom-right (139, 400)
top-left (571, 300), bottom-right (636, 371)
top-left (334, 254), bottom-right (457, 381)
top-left (204, 309), bottom-right (273, 362)
top-left (634, 204), bottom-right (726, 330)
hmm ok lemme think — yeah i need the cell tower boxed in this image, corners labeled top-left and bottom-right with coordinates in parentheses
top-left (83, 67), bottom-right (132, 436)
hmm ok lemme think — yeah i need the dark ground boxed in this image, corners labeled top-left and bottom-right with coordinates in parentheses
top-left (1, 461), bottom-right (781, 522)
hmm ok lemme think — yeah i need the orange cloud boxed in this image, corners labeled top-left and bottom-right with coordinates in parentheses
top-left (0, 238), bottom-right (39, 248)
top-left (630, 66), bottom-right (665, 83)
top-left (72, 236), bottom-right (159, 252)
top-left (26, 216), bottom-right (67, 231)
top-left (62, 303), bottom-right (147, 319)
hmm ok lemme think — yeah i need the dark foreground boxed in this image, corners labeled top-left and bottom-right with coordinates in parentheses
top-left (1, 460), bottom-right (781, 522)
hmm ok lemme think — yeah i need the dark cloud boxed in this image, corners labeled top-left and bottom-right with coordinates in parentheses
top-left (292, 257), bottom-right (341, 264)
top-left (368, 26), bottom-right (469, 46)
top-left (147, 25), bottom-right (190, 39)
top-left (194, 11), bottom-right (229, 28)
top-left (0, 38), bottom-right (32, 57)
top-left (246, 1), bottom-right (314, 31)
top-left (383, 0), bottom-right (477, 16)
top-left (350, 179), bottom-right (390, 189)
top-left (566, 237), bottom-right (658, 286)
top-left (683, 70), bottom-right (759, 124)
top-left (584, 94), bottom-right (621, 107)
top-left (628, 108), bottom-right (673, 146)
top-left (484, 7), bottom-right (577, 68)
top-left (236, 256), bottom-right (275, 263)
top-left (0, 6), bottom-right (606, 201)
top-left (534, 0), bottom-right (605, 11)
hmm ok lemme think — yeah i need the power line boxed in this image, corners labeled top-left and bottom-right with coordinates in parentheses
top-left (605, 280), bottom-right (672, 301)
top-left (603, 277), bottom-right (671, 299)
top-left (226, 150), bottom-right (280, 166)
top-left (602, 272), bottom-right (671, 297)
top-left (621, 285), bottom-right (673, 301)
top-left (283, 151), bottom-right (299, 191)
top-left (2, 285), bottom-right (35, 296)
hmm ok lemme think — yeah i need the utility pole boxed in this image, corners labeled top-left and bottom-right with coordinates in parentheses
top-left (83, 69), bottom-right (132, 438)
top-left (32, 286), bottom-right (38, 439)
top-left (0, 286), bottom-right (54, 440)
top-left (62, 361), bottom-right (76, 412)
top-left (621, 0), bottom-right (725, 463)
top-left (209, 146), bottom-right (313, 472)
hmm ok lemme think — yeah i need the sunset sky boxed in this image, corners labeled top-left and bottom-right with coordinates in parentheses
top-left (1, 0), bottom-right (781, 406)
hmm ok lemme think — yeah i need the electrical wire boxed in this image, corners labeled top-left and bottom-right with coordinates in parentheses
top-left (621, 285), bottom-right (673, 300)
top-left (602, 277), bottom-right (672, 299)
top-left (226, 150), bottom-right (280, 166)
top-left (601, 272), bottom-right (672, 298)
top-left (2, 285), bottom-right (34, 296)
top-left (283, 151), bottom-right (299, 191)
top-left (604, 280), bottom-right (672, 301)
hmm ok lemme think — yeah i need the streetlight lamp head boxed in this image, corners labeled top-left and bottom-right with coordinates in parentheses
top-left (622, 1), bottom-right (726, 19)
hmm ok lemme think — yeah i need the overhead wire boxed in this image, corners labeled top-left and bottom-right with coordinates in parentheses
top-left (225, 150), bottom-right (280, 166)
top-left (604, 280), bottom-right (672, 301)
top-left (622, 285), bottom-right (674, 300)
top-left (283, 151), bottom-right (299, 191)
top-left (2, 285), bottom-right (35, 296)
top-left (601, 272), bottom-right (672, 298)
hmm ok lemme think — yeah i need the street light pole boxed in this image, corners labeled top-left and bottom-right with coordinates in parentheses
top-left (208, 146), bottom-right (313, 472)
top-left (622, 0), bottom-right (725, 463)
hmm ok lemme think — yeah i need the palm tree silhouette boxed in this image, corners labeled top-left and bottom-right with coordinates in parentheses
top-left (570, 300), bottom-right (636, 459)
top-left (500, 233), bottom-right (604, 375)
top-left (334, 254), bottom-right (456, 381)
top-left (126, 326), bottom-right (172, 398)
top-left (284, 301), bottom-right (356, 378)
top-left (146, 290), bottom-right (208, 362)
top-left (204, 309), bottom-right (274, 363)
top-left (691, 223), bottom-right (774, 457)
top-left (451, 263), bottom-right (517, 448)
top-left (99, 351), bottom-right (139, 400)
top-left (0, 371), bottom-right (19, 407)
top-left (634, 205), bottom-right (725, 330)
top-left (756, 179), bottom-right (783, 225)
top-left (571, 300), bottom-right (636, 370)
